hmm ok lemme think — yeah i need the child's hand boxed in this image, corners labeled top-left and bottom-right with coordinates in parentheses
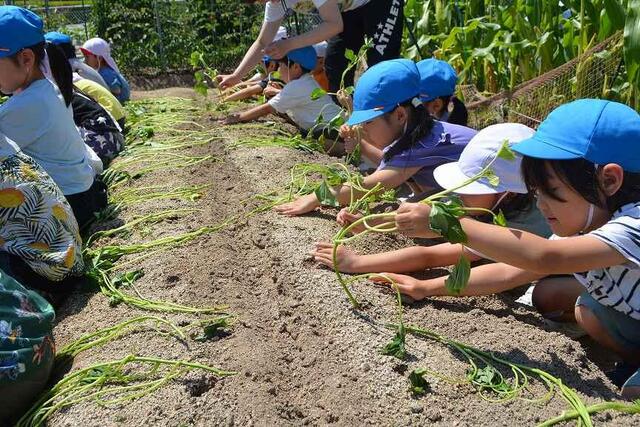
top-left (274, 194), bottom-right (321, 216)
top-left (312, 242), bottom-right (361, 273)
top-left (217, 74), bottom-right (241, 90)
top-left (263, 84), bottom-right (281, 99)
top-left (395, 202), bottom-right (440, 238)
top-left (337, 89), bottom-right (353, 112)
top-left (371, 273), bottom-right (427, 301)
top-left (336, 208), bottom-right (365, 233)
top-left (339, 124), bottom-right (359, 153)
top-left (221, 114), bottom-right (241, 125)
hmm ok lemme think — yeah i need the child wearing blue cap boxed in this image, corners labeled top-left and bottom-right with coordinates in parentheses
top-left (275, 59), bottom-right (476, 217)
top-left (417, 58), bottom-right (468, 126)
top-left (222, 46), bottom-right (342, 139)
top-left (394, 99), bottom-right (640, 400)
top-left (0, 6), bottom-right (107, 228)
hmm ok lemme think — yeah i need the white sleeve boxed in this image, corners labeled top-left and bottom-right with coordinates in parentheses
top-left (264, 1), bottom-right (287, 22)
top-left (268, 81), bottom-right (304, 113)
top-left (590, 216), bottom-right (640, 268)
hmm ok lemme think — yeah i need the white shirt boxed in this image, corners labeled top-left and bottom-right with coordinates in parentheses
top-left (268, 74), bottom-right (342, 130)
top-left (264, 0), bottom-right (371, 22)
top-left (562, 202), bottom-right (640, 320)
top-left (0, 79), bottom-right (95, 195)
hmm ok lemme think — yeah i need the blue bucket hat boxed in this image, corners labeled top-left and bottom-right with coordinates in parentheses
top-left (347, 59), bottom-right (421, 126)
top-left (512, 99), bottom-right (640, 172)
top-left (417, 59), bottom-right (457, 102)
top-left (282, 46), bottom-right (317, 71)
top-left (0, 6), bottom-right (44, 58)
top-left (44, 31), bottom-right (72, 45)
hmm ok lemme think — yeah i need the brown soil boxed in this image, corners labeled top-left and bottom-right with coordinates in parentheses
top-left (48, 88), bottom-right (639, 427)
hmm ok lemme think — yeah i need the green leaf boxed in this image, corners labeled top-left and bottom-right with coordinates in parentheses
top-left (496, 140), bottom-right (516, 161)
top-left (444, 255), bottom-right (471, 295)
top-left (310, 88), bottom-right (327, 101)
top-left (429, 201), bottom-right (467, 244)
top-left (344, 86), bottom-right (355, 95)
top-left (344, 48), bottom-right (356, 62)
top-left (314, 180), bottom-right (339, 207)
top-left (381, 324), bottom-right (406, 360)
top-left (191, 318), bottom-right (230, 342)
top-left (409, 368), bottom-right (430, 396)
top-left (603, 0), bottom-right (626, 31)
top-left (484, 169), bottom-right (500, 187)
top-left (493, 210), bottom-right (507, 227)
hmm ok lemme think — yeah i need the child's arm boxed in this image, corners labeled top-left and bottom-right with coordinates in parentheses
top-left (377, 263), bottom-right (545, 300)
top-left (395, 202), bottom-right (627, 274)
top-left (359, 139), bottom-right (384, 165)
top-left (223, 84), bottom-right (263, 103)
top-left (312, 242), bottom-right (483, 274)
top-left (222, 103), bottom-right (276, 125)
top-left (274, 166), bottom-right (421, 216)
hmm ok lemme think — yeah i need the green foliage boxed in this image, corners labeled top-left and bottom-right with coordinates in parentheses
top-left (408, 368), bottom-right (430, 395)
top-left (444, 255), bottom-right (471, 295)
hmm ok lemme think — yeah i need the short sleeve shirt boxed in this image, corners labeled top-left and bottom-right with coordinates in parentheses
top-left (268, 74), bottom-right (342, 130)
top-left (98, 67), bottom-right (130, 104)
top-left (565, 202), bottom-right (640, 320)
top-left (0, 270), bottom-right (55, 386)
top-left (0, 134), bottom-right (84, 281)
top-left (378, 121), bottom-right (477, 189)
top-left (264, 0), bottom-right (372, 22)
top-left (0, 79), bottom-right (95, 195)
top-left (75, 78), bottom-right (126, 121)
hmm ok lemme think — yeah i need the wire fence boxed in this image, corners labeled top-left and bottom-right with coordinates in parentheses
top-left (3, 1), bottom-right (91, 40)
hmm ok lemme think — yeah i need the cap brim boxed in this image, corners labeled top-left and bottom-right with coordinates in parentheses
top-left (346, 108), bottom-right (387, 126)
top-left (79, 47), bottom-right (94, 56)
top-left (433, 162), bottom-right (501, 195)
top-left (511, 135), bottom-right (582, 160)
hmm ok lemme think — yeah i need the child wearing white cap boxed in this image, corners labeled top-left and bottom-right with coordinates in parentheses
top-left (311, 41), bottom-right (329, 91)
top-left (81, 37), bottom-right (130, 104)
top-left (313, 124), bottom-right (550, 291)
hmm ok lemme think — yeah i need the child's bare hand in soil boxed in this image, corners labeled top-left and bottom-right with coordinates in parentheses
top-left (395, 202), bottom-right (440, 238)
top-left (263, 84), bottom-right (281, 99)
top-left (312, 242), bottom-right (361, 273)
top-left (371, 272), bottom-right (427, 301)
top-left (336, 208), bottom-right (365, 234)
top-left (221, 114), bottom-right (241, 125)
top-left (274, 194), bottom-right (320, 216)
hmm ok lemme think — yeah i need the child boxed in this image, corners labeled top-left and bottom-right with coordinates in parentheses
top-left (222, 45), bottom-right (341, 135)
top-left (275, 59), bottom-right (476, 217)
top-left (81, 37), bottom-right (130, 104)
top-left (0, 6), bottom-right (108, 228)
top-left (312, 41), bottom-right (330, 91)
top-left (313, 123), bottom-right (550, 285)
top-left (417, 59), bottom-right (468, 126)
top-left (223, 56), bottom-right (285, 103)
top-left (44, 31), bottom-right (108, 89)
top-left (74, 77), bottom-right (127, 130)
top-left (0, 271), bottom-right (55, 424)
top-left (393, 99), bottom-right (640, 399)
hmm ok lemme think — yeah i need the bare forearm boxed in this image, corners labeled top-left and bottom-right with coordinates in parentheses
top-left (359, 139), bottom-right (383, 166)
top-left (422, 263), bottom-right (545, 297)
top-left (352, 244), bottom-right (466, 274)
top-left (238, 103), bottom-right (275, 122)
top-left (224, 85), bottom-right (262, 102)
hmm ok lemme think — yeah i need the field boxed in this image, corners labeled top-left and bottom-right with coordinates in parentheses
top-left (42, 88), bottom-right (640, 426)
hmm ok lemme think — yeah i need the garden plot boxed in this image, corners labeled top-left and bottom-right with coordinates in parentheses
top-left (46, 89), bottom-right (639, 426)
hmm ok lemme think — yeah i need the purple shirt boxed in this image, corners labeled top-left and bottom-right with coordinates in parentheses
top-left (378, 120), bottom-right (477, 189)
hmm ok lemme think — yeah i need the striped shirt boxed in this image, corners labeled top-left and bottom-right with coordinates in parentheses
top-left (571, 202), bottom-right (640, 320)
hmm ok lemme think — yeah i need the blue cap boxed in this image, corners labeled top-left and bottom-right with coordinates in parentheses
top-left (347, 59), bottom-right (420, 126)
top-left (417, 59), bottom-right (457, 102)
top-left (44, 31), bottom-right (72, 45)
top-left (512, 99), bottom-right (640, 172)
top-left (0, 6), bottom-right (44, 58)
top-left (262, 55), bottom-right (272, 64)
top-left (283, 46), bottom-right (317, 71)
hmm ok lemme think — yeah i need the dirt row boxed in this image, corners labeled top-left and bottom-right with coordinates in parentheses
top-left (50, 89), bottom-right (639, 426)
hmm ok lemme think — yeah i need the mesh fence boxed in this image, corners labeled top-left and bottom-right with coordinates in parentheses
top-left (3, 1), bottom-right (91, 41)
top-left (462, 32), bottom-right (625, 129)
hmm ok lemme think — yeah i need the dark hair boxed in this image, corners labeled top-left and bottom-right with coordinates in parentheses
top-left (382, 100), bottom-right (435, 161)
top-left (280, 57), bottom-right (311, 74)
top-left (11, 41), bottom-right (74, 106)
top-left (521, 157), bottom-right (640, 214)
top-left (56, 42), bottom-right (77, 60)
top-left (434, 95), bottom-right (468, 126)
top-left (472, 192), bottom-right (534, 223)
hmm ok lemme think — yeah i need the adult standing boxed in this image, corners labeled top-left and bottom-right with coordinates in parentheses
top-left (218, 0), bottom-right (404, 93)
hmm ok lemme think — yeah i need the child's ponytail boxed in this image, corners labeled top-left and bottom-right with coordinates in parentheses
top-left (43, 41), bottom-right (73, 106)
top-left (383, 99), bottom-right (435, 161)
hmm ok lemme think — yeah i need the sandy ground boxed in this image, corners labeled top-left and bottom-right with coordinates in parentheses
top-left (45, 89), bottom-right (639, 427)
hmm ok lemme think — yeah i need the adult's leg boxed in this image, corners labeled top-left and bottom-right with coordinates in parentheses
top-left (531, 276), bottom-right (585, 322)
top-left (325, 9), bottom-right (364, 92)
top-left (362, 0), bottom-right (404, 66)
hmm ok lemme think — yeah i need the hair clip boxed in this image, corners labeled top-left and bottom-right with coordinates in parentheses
top-left (411, 97), bottom-right (422, 108)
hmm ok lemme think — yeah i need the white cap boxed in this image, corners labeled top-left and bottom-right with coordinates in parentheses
top-left (81, 37), bottom-right (120, 75)
top-left (433, 123), bottom-right (535, 195)
top-left (313, 41), bottom-right (328, 58)
top-left (274, 26), bottom-right (288, 42)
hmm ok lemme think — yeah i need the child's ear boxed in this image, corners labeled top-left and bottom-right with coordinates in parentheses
top-left (600, 163), bottom-right (625, 196)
